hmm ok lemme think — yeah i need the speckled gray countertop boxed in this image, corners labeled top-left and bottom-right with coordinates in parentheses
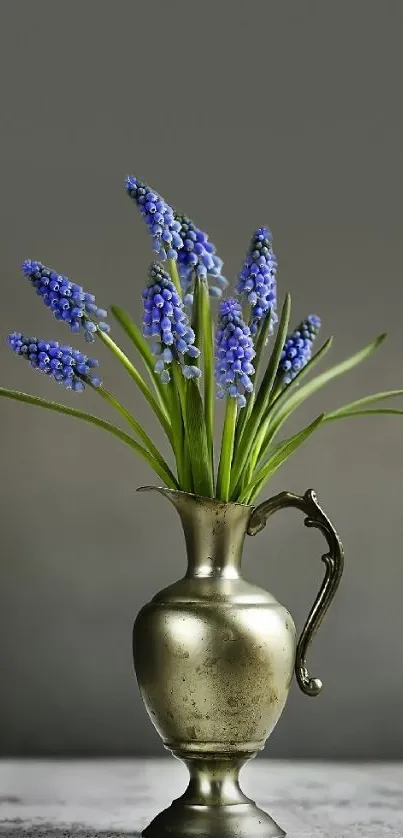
top-left (0, 759), bottom-right (402, 837)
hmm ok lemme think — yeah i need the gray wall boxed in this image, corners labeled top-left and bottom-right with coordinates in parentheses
top-left (1, 0), bottom-right (402, 759)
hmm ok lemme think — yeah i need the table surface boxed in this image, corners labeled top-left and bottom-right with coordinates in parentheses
top-left (0, 759), bottom-right (402, 837)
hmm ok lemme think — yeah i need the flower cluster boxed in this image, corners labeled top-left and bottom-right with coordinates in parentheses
top-left (142, 263), bottom-right (201, 382)
top-left (237, 227), bottom-right (278, 335)
top-left (279, 315), bottom-right (321, 385)
top-left (174, 212), bottom-right (228, 304)
top-left (8, 332), bottom-right (101, 391)
top-left (215, 298), bottom-right (255, 408)
top-left (125, 176), bottom-right (183, 261)
top-left (22, 260), bottom-right (109, 343)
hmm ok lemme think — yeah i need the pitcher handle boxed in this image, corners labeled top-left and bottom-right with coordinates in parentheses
top-left (247, 489), bottom-right (344, 698)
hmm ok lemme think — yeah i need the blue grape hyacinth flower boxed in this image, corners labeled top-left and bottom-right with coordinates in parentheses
top-left (174, 212), bottom-right (228, 304)
top-left (279, 315), bottom-right (321, 385)
top-left (125, 176), bottom-right (183, 262)
top-left (215, 298), bottom-right (256, 408)
top-left (22, 260), bottom-right (110, 344)
top-left (142, 263), bottom-right (201, 382)
top-left (237, 227), bottom-right (278, 336)
top-left (8, 332), bottom-right (101, 391)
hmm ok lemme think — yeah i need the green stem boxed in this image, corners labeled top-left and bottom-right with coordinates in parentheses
top-left (239, 414), bottom-right (324, 503)
top-left (216, 397), bottom-right (238, 501)
top-left (95, 328), bottom-right (173, 445)
top-left (201, 281), bottom-right (215, 476)
top-left (193, 277), bottom-right (214, 476)
top-left (168, 378), bottom-right (185, 487)
top-left (0, 387), bottom-right (177, 489)
top-left (94, 385), bottom-right (178, 487)
top-left (254, 333), bottom-right (388, 467)
top-left (110, 304), bottom-right (170, 411)
top-left (191, 277), bottom-right (202, 371)
top-left (247, 405), bottom-right (403, 504)
top-left (172, 364), bottom-right (193, 493)
top-left (229, 294), bottom-right (291, 497)
top-left (167, 258), bottom-right (183, 296)
top-left (235, 314), bottom-right (272, 446)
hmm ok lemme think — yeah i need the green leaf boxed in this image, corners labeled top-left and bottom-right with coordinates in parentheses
top-left (95, 385), bottom-right (177, 488)
top-left (239, 414), bottom-right (324, 503)
top-left (185, 379), bottom-right (214, 497)
top-left (0, 387), bottom-right (178, 489)
top-left (110, 304), bottom-right (169, 409)
top-left (268, 336), bottom-right (334, 422)
top-left (250, 338), bottom-right (333, 469)
top-left (167, 377), bottom-right (187, 489)
top-left (191, 279), bottom-right (202, 368)
top-left (259, 333), bottom-right (387, 463)
top-left (171, 365), bottom-right (194, 493)
top-left (111, 305), bottom-right (156, 375)
top-left (235, 313), bottom-right (273, 446)
top-left (95, 328), bottom-right (173, 446)
top-left (200, 281), bottom-right (215, 471)
top-left (216, 396), bottom-right (238, 501)
top-left (273, 333), bottom-right (386, 428)
top-left (229, 294), bottom-right (291, 497)
top-left (323, 389), bottom-right (403, 420)
top-left (325, 407), bottom-right (403, 421)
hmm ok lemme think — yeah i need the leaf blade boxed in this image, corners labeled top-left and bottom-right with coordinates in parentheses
top-left (0, 387), bottom-right (178, 488)
top-left (240, 414), bottom-right (324, 503)
top-left (185, 379), bottom-right (214, 497)
top-left (200, 280), bottom-right (215, 472)
top-left (274, 333), bottom-right (387, 427)
top-left (95, 327), bottom-right (173, 445)
top-left (325, 407), bottom-right (403, 421)
top-left (216, 396), bottom-right (238, 501)
top-left (235, 313), bottom-right (273, 446)
top-left (230, 293), bottom-right (291, 497)
top-left (323, 389), bottom-right (403, 420)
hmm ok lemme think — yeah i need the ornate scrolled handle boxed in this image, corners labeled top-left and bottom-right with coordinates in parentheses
top-left (247, 489), bottom-right (344, 697)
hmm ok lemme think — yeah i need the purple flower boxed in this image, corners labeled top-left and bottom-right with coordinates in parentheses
top-left (142, 263), bottom-right (201, 382)
top-left (237, 227), bottom-right (278, 335)
top-left (174, 212), bottom-right (228, 304)
top-left (215, 297), bottom-right (255, 408)
top-left (22, 260), bottom-right (110, 344)
top-left (8, 332), bottom-right (101, 390)
top-left (125, 176), bottom-right (183, 261)
top-left (279, 315), bottom-right (321, 384)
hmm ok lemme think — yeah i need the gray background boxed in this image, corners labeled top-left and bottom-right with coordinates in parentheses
top-left (0, 0), bottom-right (402, 759)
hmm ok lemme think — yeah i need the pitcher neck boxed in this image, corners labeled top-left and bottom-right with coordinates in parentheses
top-left (180, 495), bottom-right (252, 579)
top-left (138, 488), bottom-right (253, 579)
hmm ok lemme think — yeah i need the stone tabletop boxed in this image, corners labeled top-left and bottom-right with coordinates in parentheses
top-left (0, 759), bottom-right (402, 837)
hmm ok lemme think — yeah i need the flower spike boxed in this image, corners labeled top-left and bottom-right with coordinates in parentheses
top-left (125, 176), bottom-right (183, 262)
top-left (174, 211), bottom-right (228, 303)
top-left (22, 260), bottom-right (110, 343)
top-left (8, 332), bottom-right (101, 391)
top-left (215, 298), bottom-right (255, 408)
top-left (237, 227), bottom-right (278, 335)
top-left (279, 315), bottom-right (321, 384)
top-left (142, 263), bottom-right (201, 382)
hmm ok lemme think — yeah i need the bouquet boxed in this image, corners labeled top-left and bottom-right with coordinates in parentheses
top-left (2, 176), bottom-right (402, 503)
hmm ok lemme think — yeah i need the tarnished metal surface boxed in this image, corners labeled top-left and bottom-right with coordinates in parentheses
top-left (133, 488), bottom-right (344, 838)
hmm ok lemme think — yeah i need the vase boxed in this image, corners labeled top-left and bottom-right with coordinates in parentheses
top-left (133, 486), bottom-right (344, 838)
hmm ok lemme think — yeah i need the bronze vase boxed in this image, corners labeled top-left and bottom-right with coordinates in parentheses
top-left (133, 486), bottom-right (344, 838)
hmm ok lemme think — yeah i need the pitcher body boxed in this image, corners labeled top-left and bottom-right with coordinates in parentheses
top-left (133, 487), bottom-right (344, 838)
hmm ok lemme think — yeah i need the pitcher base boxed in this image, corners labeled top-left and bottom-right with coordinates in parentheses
top-left (142, 800), bottom-right (285, 838)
